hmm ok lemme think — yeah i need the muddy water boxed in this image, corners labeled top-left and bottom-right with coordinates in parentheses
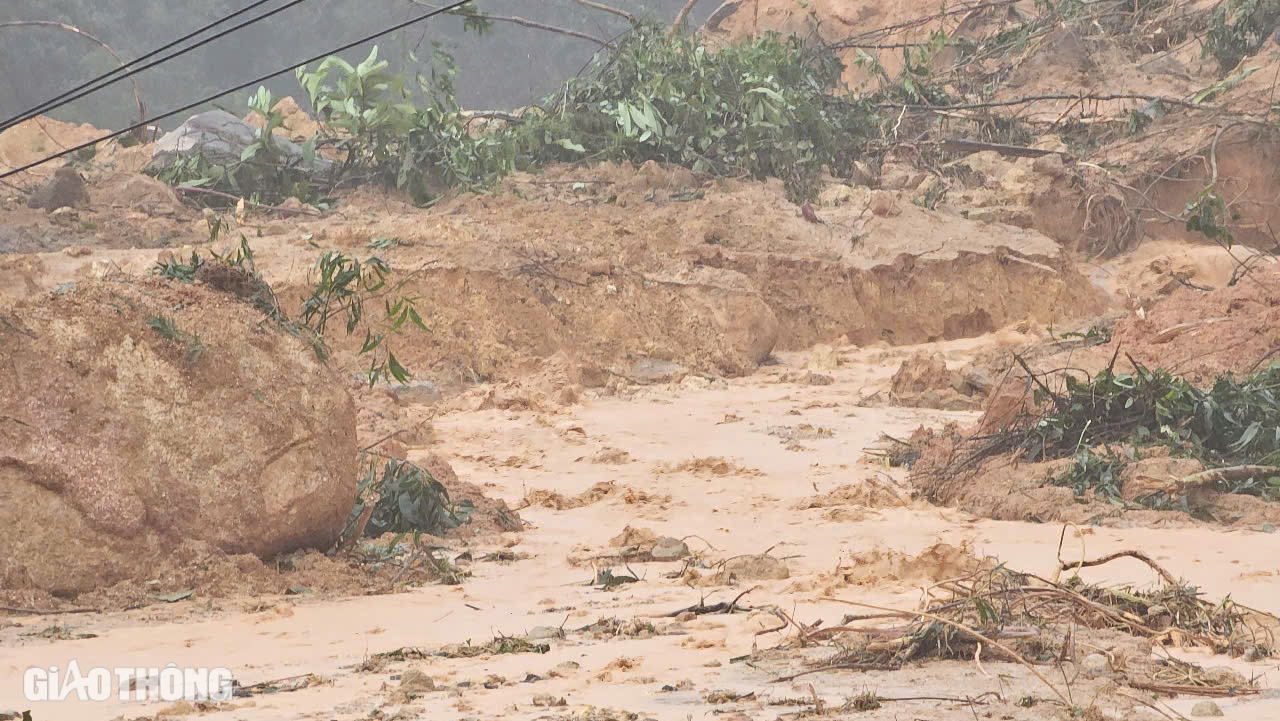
top-left (3, 340), bottom-right (1277, 721)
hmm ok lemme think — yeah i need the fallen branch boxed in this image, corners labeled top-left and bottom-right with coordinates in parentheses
top-left (940, 137), bottom-right (1066, 158)
top-left (172, 186), bottom-right (323, 217)
top-left (820, 597), bottom-right (1072, 706)
top-left (0, 605), bottom-right (100, 615)
top-left (1054, 549), bottom-right (1180, 587)
top-left (877, 92), bottom-right (1222, 113)
top-left (575, 0), bottom-right (637, 25)
top-left (1150, 317), bottom-right (1229, 344)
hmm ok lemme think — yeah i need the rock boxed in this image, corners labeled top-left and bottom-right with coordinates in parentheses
top-left (49, 206), bottom-right (79, 226)
top-left (630, 357), bottom-right (685, 383)
top-left (879, 163), bottom-right (920, 190)
top-left (818, 183), bottom-right (855, 207)
top-left (0, 278), bottom-right (356, 595)
top-left (891, 352), bottom-right (955, 396)
top-left (869, 191), bottom-right (901, 217)
top-left (62, 246), bottom-right (92, 257)
top-left (650, 537), bottom-right (690, 561)
top-left (525, 626), bottom-right (563, 641)
top-left (27, 167), bottom-right (89, 211)
top-left (390, 380), bottom-right (442, 405)
top-left (806, 343), bottom-right (838, 371)
top-left (850, 160), bottom-right (877, 187)
top-left (802, 372), bottom-right (834, 386)
top-left (532, 694), bottom-right (566, 707)
top-left (1079, 653), bottom-right (1110, 677)
top-left (95, 172), bottom-right (183, 216)
top-left (1190, 701), bottom-right (1224, 717)
top-left (399, 668), bottom-right (435, 694)
top-left (146, 110), bottom-right (332, 188)
top-left (548, 661), bottom-right (580, 678)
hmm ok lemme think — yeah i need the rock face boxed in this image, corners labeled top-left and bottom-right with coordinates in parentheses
top-left (0, 278), bottom-right (356, 595)
top-left (146, 110), bottom-right (331, 181)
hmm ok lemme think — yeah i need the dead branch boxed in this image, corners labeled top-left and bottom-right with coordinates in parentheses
top-left (0, 21), bottom-right (146, 127)
top-left (172, 186), bottom-right (323, 217)
top-left (877, 92), bottom-right (1223, 113)
top-left (1054, 549), bottom-right (1180, 587)
top-left (670, 0), bottom-right (703, 35)
top-left (575, 0), bottom-right (637, 25)
top-left (940, 137), bottom-right (1067, 158)
top-left (485, 14), bottom-right (610, 46)
top-left (821, 596), bottom-right (1072, 706)
top-left (0, 604), bottom-right (100, 615)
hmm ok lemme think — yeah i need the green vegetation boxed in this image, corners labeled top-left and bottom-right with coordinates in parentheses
top-left (151, 230), bottom-right (428, 388)
top-left (1022, 357), bottom-right (1280, 507)
top-left (355, 457), bottom-right (468, 538)
top-left (146, 314), bottom-right (205, 361)
top-left (1204, 0), bottom-right (1280, 74)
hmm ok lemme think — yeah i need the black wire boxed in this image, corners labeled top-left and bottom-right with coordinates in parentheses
top-left (1, 0), bottom-right (312, 133)
top-left (0, 0), bottom-right (476, 181)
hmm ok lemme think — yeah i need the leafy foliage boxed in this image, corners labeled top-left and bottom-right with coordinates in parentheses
top-left (297, 249), bottom-right (428, 387)
top-left (146, 314), bottom-right (205, 362)
top-left (1025, 356), bottom-right (1280, 503)
top-left (353, 457), bottom-right (469, 538)
top-left (1183, 185), bottom-right (1237, 247)
top-left (1204, 0), bottom-right (1280, 74)
top-left (528, 24), bottom-right (879, 201)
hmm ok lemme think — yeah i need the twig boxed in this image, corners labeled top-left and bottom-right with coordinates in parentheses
top-left (484, 14), bottom-right (610, 46)
top-left (574, 0), bottom-right (637, 25)
top-left (940, 137), bottom-right (1067, 158)
top-left (172, 186), bottom-right (323, 217)
top-left (876, 92), bottom-right (1221, 113)
top-left (670, 0), bottom-right (703, 35)
top-left (0, 605), bottom-right (99, 615)
top-left (1054, 550), bottom-right (1180, 588)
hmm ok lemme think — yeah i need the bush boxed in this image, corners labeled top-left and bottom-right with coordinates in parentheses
top-left (1204, 0), bottom-right (1280, 74)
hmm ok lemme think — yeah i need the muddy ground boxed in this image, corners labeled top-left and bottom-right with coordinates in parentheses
top-left (5, 1), bottom-right (1280, 719)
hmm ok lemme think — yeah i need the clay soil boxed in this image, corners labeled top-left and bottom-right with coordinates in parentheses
top-left (5, 1), bottom-right (1280, 719)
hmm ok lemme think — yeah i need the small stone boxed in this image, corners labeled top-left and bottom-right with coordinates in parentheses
top-left (62, 245), bottom-right (92, 257)
top-left (399, 668), bottom-right (435, 694)
top-left (548, 661), bottom-right (580, 678)
top-left (532, 694), bottom-right (566, 707)
top-left (1080, 653), bottom-right (1110, 677)
top-left (803, 372), bottom-right (833, 386)
top-left (525, 625), bottom-right (563, 641)
top-left (650, 536), bottom-right (690, 561)
top-left (806, 344), bottom-right (838, 371)
top-left (50, 206), bottom-right (79, 226)
top-left (1190, 700), bottom-right (1224, 717)
top-left (1262, 523), bottom-right (1276, 533)
top-left (676, 611), bottom-right (697, 623)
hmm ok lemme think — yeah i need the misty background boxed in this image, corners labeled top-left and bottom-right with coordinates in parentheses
top-left (0, 0), bottom-right (717, 132)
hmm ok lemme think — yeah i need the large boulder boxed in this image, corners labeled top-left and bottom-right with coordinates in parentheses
top-left (0, 277), bottom-right (356, 595)
top-left (145, 109), bottom-right (331, 182)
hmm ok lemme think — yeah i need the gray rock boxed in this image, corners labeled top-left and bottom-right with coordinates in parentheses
top-left (630, 357), bottom-right (685, 384)
top-left (525, 625), bottom-right (563, 641)
top-left (1190, 700), bottom-right (1224, 717)
top-left (146, 110), bottom-right (331, 183)
top-left (390, 379), bottom-right (442, 405)
top-left (1079, 653), bottom-right (1110, 677)
top-left (650, 536), bottom-right (690, 561)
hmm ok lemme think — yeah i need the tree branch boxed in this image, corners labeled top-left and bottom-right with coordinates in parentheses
top-left (0, 21), bottom-right (147, 127)
top-left (575, 0), bottom-right (637, 25)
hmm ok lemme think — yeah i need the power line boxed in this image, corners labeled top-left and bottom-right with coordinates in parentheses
top-left (0, 0), bottom-right (477, 181)
top-left (1, 0), bottom-right (312, 133)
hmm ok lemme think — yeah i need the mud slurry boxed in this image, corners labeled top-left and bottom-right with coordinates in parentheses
top-left (0, 343), bottom-right (1275, 721)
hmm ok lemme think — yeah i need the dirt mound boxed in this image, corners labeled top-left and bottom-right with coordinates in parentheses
top-left (0, 277), bottom-right (356, 596)
top-left (910, 427), bottom-right (1280, 529)
top-left (785, 542), bottom-right (991, 595)
top-left (888, 351), bottom-right (984, 410)
top-left (1107, 266), bottom-right (1280, 383)
top-left (793, 478), bottom-right (911, 510)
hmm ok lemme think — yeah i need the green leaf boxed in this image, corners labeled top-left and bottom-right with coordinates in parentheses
top-left (555, 138), bottom-right (586, 153)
